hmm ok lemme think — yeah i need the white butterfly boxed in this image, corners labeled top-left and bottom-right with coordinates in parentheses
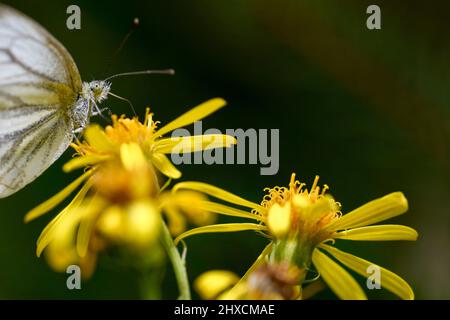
top-left (0, 4), bottom-right (113, 198)
top-left (0, 4), bottom-right (172, 198)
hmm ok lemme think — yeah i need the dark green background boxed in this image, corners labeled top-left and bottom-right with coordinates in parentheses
top-left (0, 0), bottom-right (448, 299)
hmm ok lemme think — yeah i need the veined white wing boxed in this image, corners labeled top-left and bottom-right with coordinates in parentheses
top-left (0, 4), bottom-right (83, 198)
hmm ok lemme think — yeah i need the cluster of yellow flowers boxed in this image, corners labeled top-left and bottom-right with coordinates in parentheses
top-left (26, 98), bottom-right (418, 300)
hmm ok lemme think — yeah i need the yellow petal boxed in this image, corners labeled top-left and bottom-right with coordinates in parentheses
top-left (77, 197), bottom-right (104, 257)
top-left (174, 223), bottom-right (267, 245)
top-left (334, 225), bottom-right (418, 241)
top-left (44, 241), bottom-right (78, 273)
top-left (267, 202), bottom-right (291, 238)
top-left (154, 134), bottom-right (236, 154)
top-left (163, 191), bottom-right (216, 226)
top-left (151, 153), bottom-right (182, 179)
top-left (173, 182), bottom-right (264, 211)
top-left (63, 154), bottom-right (111, 172)
top-left (36, 181), bottom-right (93, 257)
top-left (84, 124), bottom-right (115, 152)
top-left (154, 98), bottom-right (227, 137)
top-left (198, 201), bottom-right (263, 221)
top-left (327, 192), bottom-right (408, 231)
top-left (312, 248), bottom-right (367, 300)
top-left (320, 244), bottom-right (414, 300)
top-left (194, 270), bottom-right (240, 300)
top-left (120, 143), bottom-right (147, 171)
top-left (24, 170), bottom-right (93, 223)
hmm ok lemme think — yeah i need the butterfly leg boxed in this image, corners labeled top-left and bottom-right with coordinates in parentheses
top-left (91, 101), bottom-right (111, 122)
top-left (72, 127), bottom-right (84, 134)
top-left (92, 107), bottom-right (112, 117)
top-left (72, 127), bottom-right (85, 142)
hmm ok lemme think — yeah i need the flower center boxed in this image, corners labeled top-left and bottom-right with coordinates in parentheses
top-left (264, 173), bottom-right (341, 244)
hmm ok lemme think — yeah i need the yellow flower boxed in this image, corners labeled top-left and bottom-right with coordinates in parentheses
top-left (173, 173), bottom-right (418, 300)
top-left (63, 98), bottom-right (236, 180)
top-left (24, 98), bottom-right (235, 276)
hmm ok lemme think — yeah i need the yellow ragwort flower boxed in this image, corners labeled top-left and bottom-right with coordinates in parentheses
top-left (24, 98), bottom-right (235, 276)
top-left (174, 173), bottom-right (418, 300)
top-left (63, 97), bottom-right (235, 180)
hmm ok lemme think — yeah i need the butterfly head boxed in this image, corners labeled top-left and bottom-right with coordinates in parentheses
top-left (82, 81), bottom-right (111, 103)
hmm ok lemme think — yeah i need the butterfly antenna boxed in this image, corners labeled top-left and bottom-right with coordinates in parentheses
top-left (114, 17), bottom-right (140, 57)
top-left (108, 92), bottom-right (137, 116)
top-left (103, 17), bottom-right (140, 76)
top-left (104, 69), bottom-right (175, 81)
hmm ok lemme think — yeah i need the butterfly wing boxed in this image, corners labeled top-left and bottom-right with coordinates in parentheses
top-left (0, 4), bottom-right (83, 198)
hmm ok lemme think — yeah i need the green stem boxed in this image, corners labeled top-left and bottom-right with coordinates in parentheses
top-left (160, 221), bottom-right (191, 300)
